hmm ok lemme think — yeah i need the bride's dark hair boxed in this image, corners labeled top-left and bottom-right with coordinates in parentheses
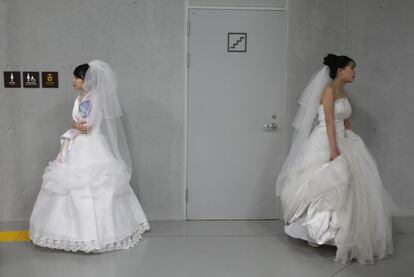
top-left (73, 63), bottom-right (89, 80)
top-left (323, 54), bottom-right (355, 79)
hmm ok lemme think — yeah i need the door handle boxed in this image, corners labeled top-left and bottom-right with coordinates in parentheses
top-left (264, 123), bottom-right (278, 130)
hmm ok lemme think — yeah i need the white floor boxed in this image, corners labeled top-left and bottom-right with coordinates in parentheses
top-left (0, 220), bottom-right (413, 277)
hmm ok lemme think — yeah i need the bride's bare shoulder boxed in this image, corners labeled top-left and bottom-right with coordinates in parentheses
top-left (320, 85), bottom-right (334, 104)
top-left (323, 85), bottom-right (334, 94)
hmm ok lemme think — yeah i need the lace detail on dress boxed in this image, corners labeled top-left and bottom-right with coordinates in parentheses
top-left (31, 222), bottom-right (150, 253)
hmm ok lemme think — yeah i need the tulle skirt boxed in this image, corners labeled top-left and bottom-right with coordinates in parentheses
top-left (281, 124), bottom-right (395, 264)
top-left (30, 132), bottom-right (150, 253)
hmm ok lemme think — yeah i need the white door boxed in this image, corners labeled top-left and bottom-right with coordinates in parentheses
top-left (187, 9), bottom-right (286, 219)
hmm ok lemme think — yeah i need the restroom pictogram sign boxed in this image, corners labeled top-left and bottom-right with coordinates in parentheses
top-left (42, 72), bottom-right (59, 88)
top-left (23, 72), bottom-right (40, 88)
top-left (3, 71), bottom-right (21, 88)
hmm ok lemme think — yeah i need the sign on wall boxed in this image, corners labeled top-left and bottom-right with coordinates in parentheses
top-left (228, 33), bottom-right (247, 52)
top-left (4, 71), bottom-right (59, 88)
top-left (23, 72), bottom-right (40, 88)
top-left (3, 71), bottom-right (21, 88)
top-left (42, 72), bottom-right (59, 88)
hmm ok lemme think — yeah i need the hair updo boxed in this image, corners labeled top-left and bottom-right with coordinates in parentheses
top-left (323, 54), bottom-right (355, 79)
top-left (73, 63), bottom-right (90, 80)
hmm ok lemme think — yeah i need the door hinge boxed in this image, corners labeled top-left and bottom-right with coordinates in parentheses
top-left (185, 188), bottom-right (189, 203)
top-left (186, 53), bottom-right (190, 68)
top-left (187, 20), bottom-right (190, 37)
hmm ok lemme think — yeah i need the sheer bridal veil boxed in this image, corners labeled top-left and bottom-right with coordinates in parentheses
top-left (83, 60), bottom-right (133, 175)
top-left (276, 66), bottom-right (330, 195)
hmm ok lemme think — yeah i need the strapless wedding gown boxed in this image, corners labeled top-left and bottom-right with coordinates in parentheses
top-left (281, 97), bottom-right (395, 264)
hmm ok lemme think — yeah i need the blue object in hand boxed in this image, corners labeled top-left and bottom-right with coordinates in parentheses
top-left (80, 100), bottom-right (91, 119)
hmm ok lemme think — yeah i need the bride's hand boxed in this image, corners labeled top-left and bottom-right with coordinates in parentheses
top-left (330, 148), bottom-right (340, 161)
top-left (72, 120), bottom-right (88, 134)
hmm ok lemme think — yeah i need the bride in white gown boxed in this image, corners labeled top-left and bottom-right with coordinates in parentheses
top-left (276, 54), bottom-right (395, 264)
top-left (30, 60), bottom-right (150, 253)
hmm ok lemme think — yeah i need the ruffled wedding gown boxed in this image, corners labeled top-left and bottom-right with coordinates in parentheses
top-left (281, 97), bottom-right (395, 264)
top-left (30, 93), bottom-right (150, 253)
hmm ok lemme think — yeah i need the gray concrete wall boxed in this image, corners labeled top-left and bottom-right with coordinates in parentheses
top-left (1, 0), bottom-right (413, 222)
top-left (0, 0), bottom-right (186, 221)
top-left (188, 0), bottom-right (286, 7)
top-left (284, 0), bottom-right (414, 216)
top-left (345, 0), bottom-right (414, 216)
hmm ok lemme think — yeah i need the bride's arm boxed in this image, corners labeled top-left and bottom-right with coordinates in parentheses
top-left (72, 120), bottom-right (87, 133)
top-left (343, 91), bottom-right (352, 130)
top-left (71, 97), bottom-right (87, 133)
top-left (71, 95), bottom-right (100, 134)
top-left (83, 94), bottom-right (102, 132)
top-left (321, 86), bottom-right (340, 160)
top-left (70, 97), bottom-right (88, 134)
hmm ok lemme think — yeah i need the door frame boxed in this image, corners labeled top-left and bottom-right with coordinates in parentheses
top-left (185, 3), bottom-right (289, 220)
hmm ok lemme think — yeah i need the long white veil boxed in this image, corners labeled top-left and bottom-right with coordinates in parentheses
top-left (83, 60), bottom-right (132, 175)
top-left (276, 66), bottom-right (331, 195)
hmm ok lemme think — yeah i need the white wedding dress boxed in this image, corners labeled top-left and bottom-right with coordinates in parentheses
top-left (30, 92), bottom-right (150, 253)
top-left (281, 97), bottom-right (395, 264)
